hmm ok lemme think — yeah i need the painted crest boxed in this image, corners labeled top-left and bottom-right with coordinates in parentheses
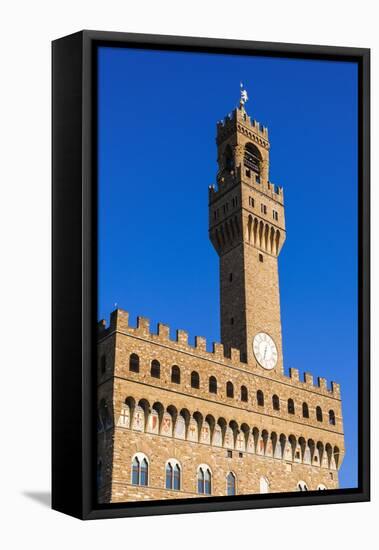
top-left (132, 405), bottom-right (144, 432)
top-left (117, 405), bottom-right (130, 428)
top-left (174, 415), bottom-right (186, 440)
top-left (147, 408), bottom-right (159, 434)
top-left (200, 422), bottom-right (211, 444)
top-left (187, 418), bottom-right (198, 442)
top-left (212, 425), bottom-right (222, 447)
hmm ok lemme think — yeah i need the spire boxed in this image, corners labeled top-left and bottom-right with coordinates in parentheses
top-left (239, 82), bottom-right (248, 108)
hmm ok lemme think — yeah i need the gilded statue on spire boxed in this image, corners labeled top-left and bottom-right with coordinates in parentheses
top-left (240, 82), bottom-right (248, 107)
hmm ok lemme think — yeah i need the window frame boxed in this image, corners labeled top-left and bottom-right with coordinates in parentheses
top-left (150, 359), bottom-right (161, 379)
top-left (226, 471), bottom-right (236, 496)
top-left (197, 464), bottom-right (212, 495)
top-left (257, 389), bottom-right (264, 406)
top-left (272, 394), bottom-right (280, 411)
top-left (288, 398), bottom-right (295, 415)
top-left (131, 452), bottom-right (149, 487)
top-left (129, 353), bottom-right (140, 373)
top-left (209, 375), bottom-right (217, 394)
top-left (171, 365), bottom-right (181, 384)
top-left (240, 385), bottom-right (248, 402)
top-left (165, 459), bottom-right (181, 491)
top-left (191, 370), bottom-right (200, 389)
top-left (297, 480), bottom-right (309, 492)
top-left (226, 381), bottom-right (234, 398)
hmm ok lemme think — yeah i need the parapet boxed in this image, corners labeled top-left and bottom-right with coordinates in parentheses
top-left (267, 181), bottom-right (284, 199)
top-left (216, 106), bottom-right (269, 145)
top-left (208, 165), bottom-right (284, 205)
top-left (98, 308), bottom-right (341, 399)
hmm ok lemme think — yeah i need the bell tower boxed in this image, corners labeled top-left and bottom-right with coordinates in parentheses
top-left (209, 87), bottom-right (286, 371)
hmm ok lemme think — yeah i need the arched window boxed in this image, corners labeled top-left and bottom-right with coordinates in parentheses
top-left (209, 376), bottom-right (217, 394)
top-left (226, 381), bottom-right (234, 398)
top-left (259, 476), bottom-right (270, 494)
top-left (197, 465), bottom-right (212, 495)
top-left (272, 394), bottom-right (280, 411)
top-left (244, 142), bottom-right (262, 174)
top-left (204, 468), bottom-right (211, 495)
top-left (140, 458), bottom-right (148, 485)
top-left (171, 365), bottom-right (180, 384)
top-left (191, 371), bottom-right (200, 389)
top-left (173, 463), bottom-right (181, 490)
top-left (165, 462), bottom-right (172, 489)
top-left (316, 406), bottom-right (323, 422)
top-left (132, 456), bottom-right (139, 485)
top-left (297, 480), bottom-right (308, 491)
top-left (317, 484), bottom-right (327, 490)
top-left (131, 453), bottom-right (149, 486)
top-left (241, 385), bottom-right (248, 402)
top-left (302, 402), bottom-right (309, 418)
top-left (288, 398), bottom-right (295, 415)
top-left (197, 467), bottom-right (204, 494)
top-left (329, 410), bottom-right (336, 426)
top-left (129, 353), bottom-right (140, 373)
top-left (257, 390), bottom-right (264, 406)
top-left (227, 472), bottom-right (236, 495)
top-left (165, 460), bottom-right (181, 491)
top-left (150, 359), bottom-right (160, 378)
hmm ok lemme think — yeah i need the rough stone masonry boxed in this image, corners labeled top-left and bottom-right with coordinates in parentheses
top-left (97, 98), bottom-right (344, 503)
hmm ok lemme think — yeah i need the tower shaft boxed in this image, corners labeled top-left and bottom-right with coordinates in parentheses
top-left (209, 104), bottom-right (286, 369)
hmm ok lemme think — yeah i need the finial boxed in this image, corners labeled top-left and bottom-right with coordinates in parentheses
top-left (239, 82), bottom-right (248, 108)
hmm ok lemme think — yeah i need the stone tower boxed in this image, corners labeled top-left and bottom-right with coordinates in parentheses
top-left (97, 88), bottom-right (345, 503)
top-left (209, 93), bottom-right (286, 370)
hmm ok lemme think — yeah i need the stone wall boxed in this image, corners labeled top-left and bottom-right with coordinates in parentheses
top-left (97, 316), bottom-right (344, 504)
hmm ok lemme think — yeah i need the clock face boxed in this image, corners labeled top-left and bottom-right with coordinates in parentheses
top-left (253, 333), bottom-right (278, 370)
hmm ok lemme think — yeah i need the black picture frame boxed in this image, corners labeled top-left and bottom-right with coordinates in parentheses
top-left (52, 30), bottom-right (370, 520)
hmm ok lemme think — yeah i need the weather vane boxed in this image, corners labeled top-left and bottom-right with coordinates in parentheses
top-left (240, 82), bottom-right (248, 107)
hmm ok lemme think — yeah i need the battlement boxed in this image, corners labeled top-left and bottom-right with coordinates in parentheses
top-left (266, 181), bottom-right (284, 197)
top-left (208, 164), bottom-right (284, 204)
top-left (98, 308), bottom-right (341, 398)
top-left (217, 106), bottom-right (268, 143)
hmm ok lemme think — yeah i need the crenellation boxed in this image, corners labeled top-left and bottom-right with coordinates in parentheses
top-left (102, 309), bottom-right (340, 397)
top-left (111, 308), bottom-right (129, 332)
top-left (212, 342), bottom-right (224, 358)
top-left (136, 316), bottom-right (150, 335)
top-left (176, 329), bottom-right (189, 346)
top-left (157, 323), bottom-right (170, 339)
top-left (289, 368), bottom-right (299, 381)
top-left (195, 335), bottom-right (207, 351)
top-left (230, 347), bottom-right (241, 363)
top-left (217, 106), bottom-right (269, 149)
top-left (331, 381), bottom-right (341, 397)
top-left (304, 372), bottom-right (314, 386)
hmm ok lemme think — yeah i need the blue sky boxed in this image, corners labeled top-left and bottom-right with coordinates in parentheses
top-left (98, 46), bottom-right (358, 489)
